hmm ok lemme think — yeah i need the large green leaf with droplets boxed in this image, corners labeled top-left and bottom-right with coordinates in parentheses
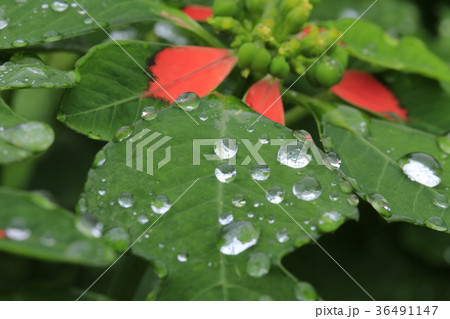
top-left (0, 0), bottom-right (221, 50)
top-left (0, 54), bottom-right (76, 90)
top-left (78, 94), bottom-right (361, 300)
top-left (327, 19), bottom-right (450, 81)
top-left (58, 41), bottom-right (168, 141)
top-left (0, 188), bottom-right (116, 266)
top-left (0, 97), bottom-right (54, 164)
top-left (297, 94), bottom-right (450, 233)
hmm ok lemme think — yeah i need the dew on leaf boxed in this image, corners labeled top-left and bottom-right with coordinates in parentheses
top-left (151, 195), bottom-right (171, 215)
top-left (103, 227), bottom-right (130, 252)
top-left (276, 228), bottom-right (289, 243)
top-left (76, 214), bottom-right (103, 238)
top-left (318, 211), bottom-right (345, 232)
top-left (11, 39), bottom-right (29, 48)
top-left (259, 134), bottom-right (269, 144)
top-left (113, 125), bottom-right (133, 142)
top-left (432, 193), bottom-right (449, 209)
top-left (246, 252), bottom-right (271, 278)
top-left (366, 193), bottom-right (392, 217)
top-left (42, 30), bottom-right (63, 42)
top-left (219, 221), bottom-right (259, 256)
top-left (249, 163), bottom-right (270, 181)
top-left (0, 8), bottom-right (8, 30)
top-left (51, 1), bottom-right (69, 12)
top-left (93, 149), bottom-right (106, 168)
top-left (437, 132), bottom-right (450, 154)
top-left (328, 191), bottom-right (339, 201)
top-left (5, 228), bottom-right (31, 241)
top-left (232, 194), bottom-right (246, 207)
top-left (118, 192), bottom-right (134, 208)
top-left (175, 92), bottom-right (200, 111)
top-left (137, 214), bottom-right (149, 224)
top-left (177, 251), bottom-right (188, 263)
top-left (266, 186), bottom-right (284, 204)
top-left (339, 180), bottom-right (353, 194)
top-left (295, 282), bottom-right (319, 301)
top-left (83, 17), bottom-right (93, 24)
top-left (424, 217), bottom-right (447, 232)
top-left (215, 163), bottom-right (236, 183)
top-left (293, 176), bottom-right (322, 201)
top-left (325, 152), bottom-right (341, 169)
top-left (277, 141), bottom-right (311, 168)
top-left (214, 138), bottom-right (238, 159)
top-left (141, 106), bottom-right (158, 120)
top-left (398, 153), bottom-right (442, 187)
top-left (97, 188), bottom-right (106, 196)
top-left (218, 212), bottom-right (234, 225)
top-left (347, 194), bottom-right (359, 206)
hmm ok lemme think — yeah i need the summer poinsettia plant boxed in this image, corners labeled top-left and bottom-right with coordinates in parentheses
top-left (145, 0), bottom-right (407, 125)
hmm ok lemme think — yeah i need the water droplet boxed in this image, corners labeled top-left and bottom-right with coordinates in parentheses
top-left (141, 106), bottom-right (157, 120)
top-left (432, 193), bottom-right (449, 209)
top-left (250, 163), bottom-right (270, 181)
top-left (103, 227), bottom-right (130, 252)
top-left (293, 177), bottom-right (322, 201)
top-left (328, 191), bottom-right (339, 201)
top-left (437, 132), bottom-right (450, 154)
top-left (177, 251), bottom-right (188, 262)
top-left (268, 217), bottom-right (275, 224)
top-left (276, 228), bottom-right (289, 243)
top-left (424, 217), bottom-right (447, 232)
top-left (83, 17), bottom-right (93, 24)
top-left (40, 232), bottom-right (56, 247)
top-left (277, 141), bottom-right (311, 168)
top-left (339, 181), bottom-right (353, 194)
top-left (98, 188), bottom-right (106, 196)
top-left (175, 92), bottom-right (200, 111)
top-left (76, 214), bottom-right (103, 238)
top-left (137, 214), bottom-right (149, 224)
top-left (219, 221), bottom-right (259, 255)
top-left (113, 125), bottom-right (133, 142)
top-left (5, 228), bottom-right (31, 241)
top-left (51, 1), bottom-right (69, 12)
top-left (247, 212), bottom-right (254, 218)
top-left (93, 149), bottom-right (106, 168)
top-left (219, 212), bottom-right (234, 225)
top-left (318, 211), bottom-right (345, 232)
top-left (11, 38), bottom-right (29, 48)
top-left (0, 8), bottom-right (8, 30)
top-left (325, 152), bottom-right (341, 169)
top-left (266, 186), bottom-right (284, 204)
top-left (42, 30), bottom-right (62, 42)
top-left (247, 252), bottom-right (270, 278)
top-left (295, 282), bottom-right (319, 301)
top-left (398, 153), bottom-right (442, 187)
top-left (347, 194), bottom-right (359, 206)
top-left (214, 138), bottom-right (238, 159)
top-left (366, 193), bottom-right (392, 217)
top-left (259, 134), bottom-right (269, 144)
top-left (246, 124), bottom-right (254, 133)
top-left (215, 163), bottom-right (236, 183)
top-left (151, 195), bottom-right (171, 214)
top-left (118, 192), bottom-right (134, 208)
top-left (232, 194), bottom-right (246, 207)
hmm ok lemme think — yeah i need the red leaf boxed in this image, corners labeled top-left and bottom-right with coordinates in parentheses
top-left (182, 5), bottom-right (213, 21)
top-left (245, 78), bottom-right (285, 124)
top-left (145, 46), bottom-right (237, 103)
top-left (331, 71), bottom-right (408, 121)
top-left (0, 229), bottom-right (5, 239)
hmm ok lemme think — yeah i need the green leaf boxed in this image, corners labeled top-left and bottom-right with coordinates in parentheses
top-left (0, 54), bottom-right (76, 90)
top-left (384, 73), bottom-right (450, 135)
top-left (79, 94), bottom-right (360, 300)
top-left (296, 93), bottom-right (450, 233)
top-left (58, 40), bottom-right (168, 141)
top-left (327, 19), bottom-right (450, 81)
top-left (0, 188), bottom-right (116, 266)
top-left (0, 97), bottom-right (54, 164)
top-left (0, 0), bottom-right (221, 50)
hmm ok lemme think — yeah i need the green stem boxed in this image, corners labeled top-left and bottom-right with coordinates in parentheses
top-left (284, 105), bottom-right (310, 127)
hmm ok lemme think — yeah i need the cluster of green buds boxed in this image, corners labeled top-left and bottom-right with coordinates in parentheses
top-left (207, 0), bottom-right (348, 88)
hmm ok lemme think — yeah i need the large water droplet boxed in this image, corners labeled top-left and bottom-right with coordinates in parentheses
top-left (247, 252), bottom-right (271, 278)
top-left (266, 186), bottom-right (284, 204)
top-left (137, 214), bottom-right (149, 224)
top-left (424, 217), bottom-right (447, 232)
top-left (219, 221), bottom-right (259, 255)
top-left (0, 8), bottom-right (8, 30)
top-left (437, 132), bottom-right (450, 154)
top-left (366, 193), bottom-right (392, 217)
top-left (118, 192), bottom-right (134, 208)
top-left (398, 153), bottom-right (442, 187)
top-left (151, 195), bottom-right (172, 214)
top-left (175, 92), bottom-right (200, 111)
top-left (113, 125), bottom-right (133, 142)
top-left (295, 282), bottom-right (319, 301)
top-left (232, 194), bottom-right (246, 207)
top-left (276, 228), bottom-right (289, 243)
top-left (51, 1), bottom-right (69, 12)
top-left (141, 106), bottom-right (158, 120)
top-left (214, 138), bottom-right (238, 159)
top-left (347, 194), bottom-right (359, 206)
top-left (219, 212), bottom-right (234, 225)
top-left (177, 251), bottom-right (188, 262)
top-left (42, 30), bottom-right (63, 42)
top-left (325, 152), bottom-right (341, 169)
top-left (293, 177), bottom-right (322, 201)
top-left (11, 38), bottom-right (29, 48)
top-left (93, 149), bottom-right (106, 168)
top-left (432, 193), bottom-right (449, 209)
top-left (250, 163), bottom-right (270, 181)
top-left (277, 141), bottom-right (311, 168)
top-left (339, 180), bottom-right (353, 194)
top-left (5, 228), bottom-right (31, 241)
top-left (318, 211), bottom-right (345, 232)
top-left (103, 227), bottom-right (130, 252)
top-left (215, 163), bottom-right (236, 183)
top-left (76, 214), bottom-right (103, 238)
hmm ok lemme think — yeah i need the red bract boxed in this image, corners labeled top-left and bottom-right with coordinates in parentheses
top-left (245, 78), bottom-right (285, 124)
top-left (145, 46), bottom-right (237, 103)
top-left (0, 229), bottom-right (6, 239)
top-left (182, 5), bottom-right (213, 21)
top-left (331, 70), bottom-right (408, 121)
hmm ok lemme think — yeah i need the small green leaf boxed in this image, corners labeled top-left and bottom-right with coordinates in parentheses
top-left (328, 19), bottom-right (450, 81)
top-left (0, 97), bottom-right (54, 164)
top-left (0, 54), bottom-right (76, 90)
top-left (79, 94), bottom-right (360, 300)
top-left (0, 188), bottom-right (116, 266)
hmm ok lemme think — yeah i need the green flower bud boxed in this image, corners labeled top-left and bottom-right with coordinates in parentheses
top-left (270, 56), bottom-right (290, 78)
top-left (329, 45), bottom-right (349, 69)
top-left (250, 48), bottom-right (272, 72)
top-left (213, 0), bottom-right (239, 17)
top-left (306, 56), bottom-right (344, 88)
top-left (238, 42), bottom-right (259, 68)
